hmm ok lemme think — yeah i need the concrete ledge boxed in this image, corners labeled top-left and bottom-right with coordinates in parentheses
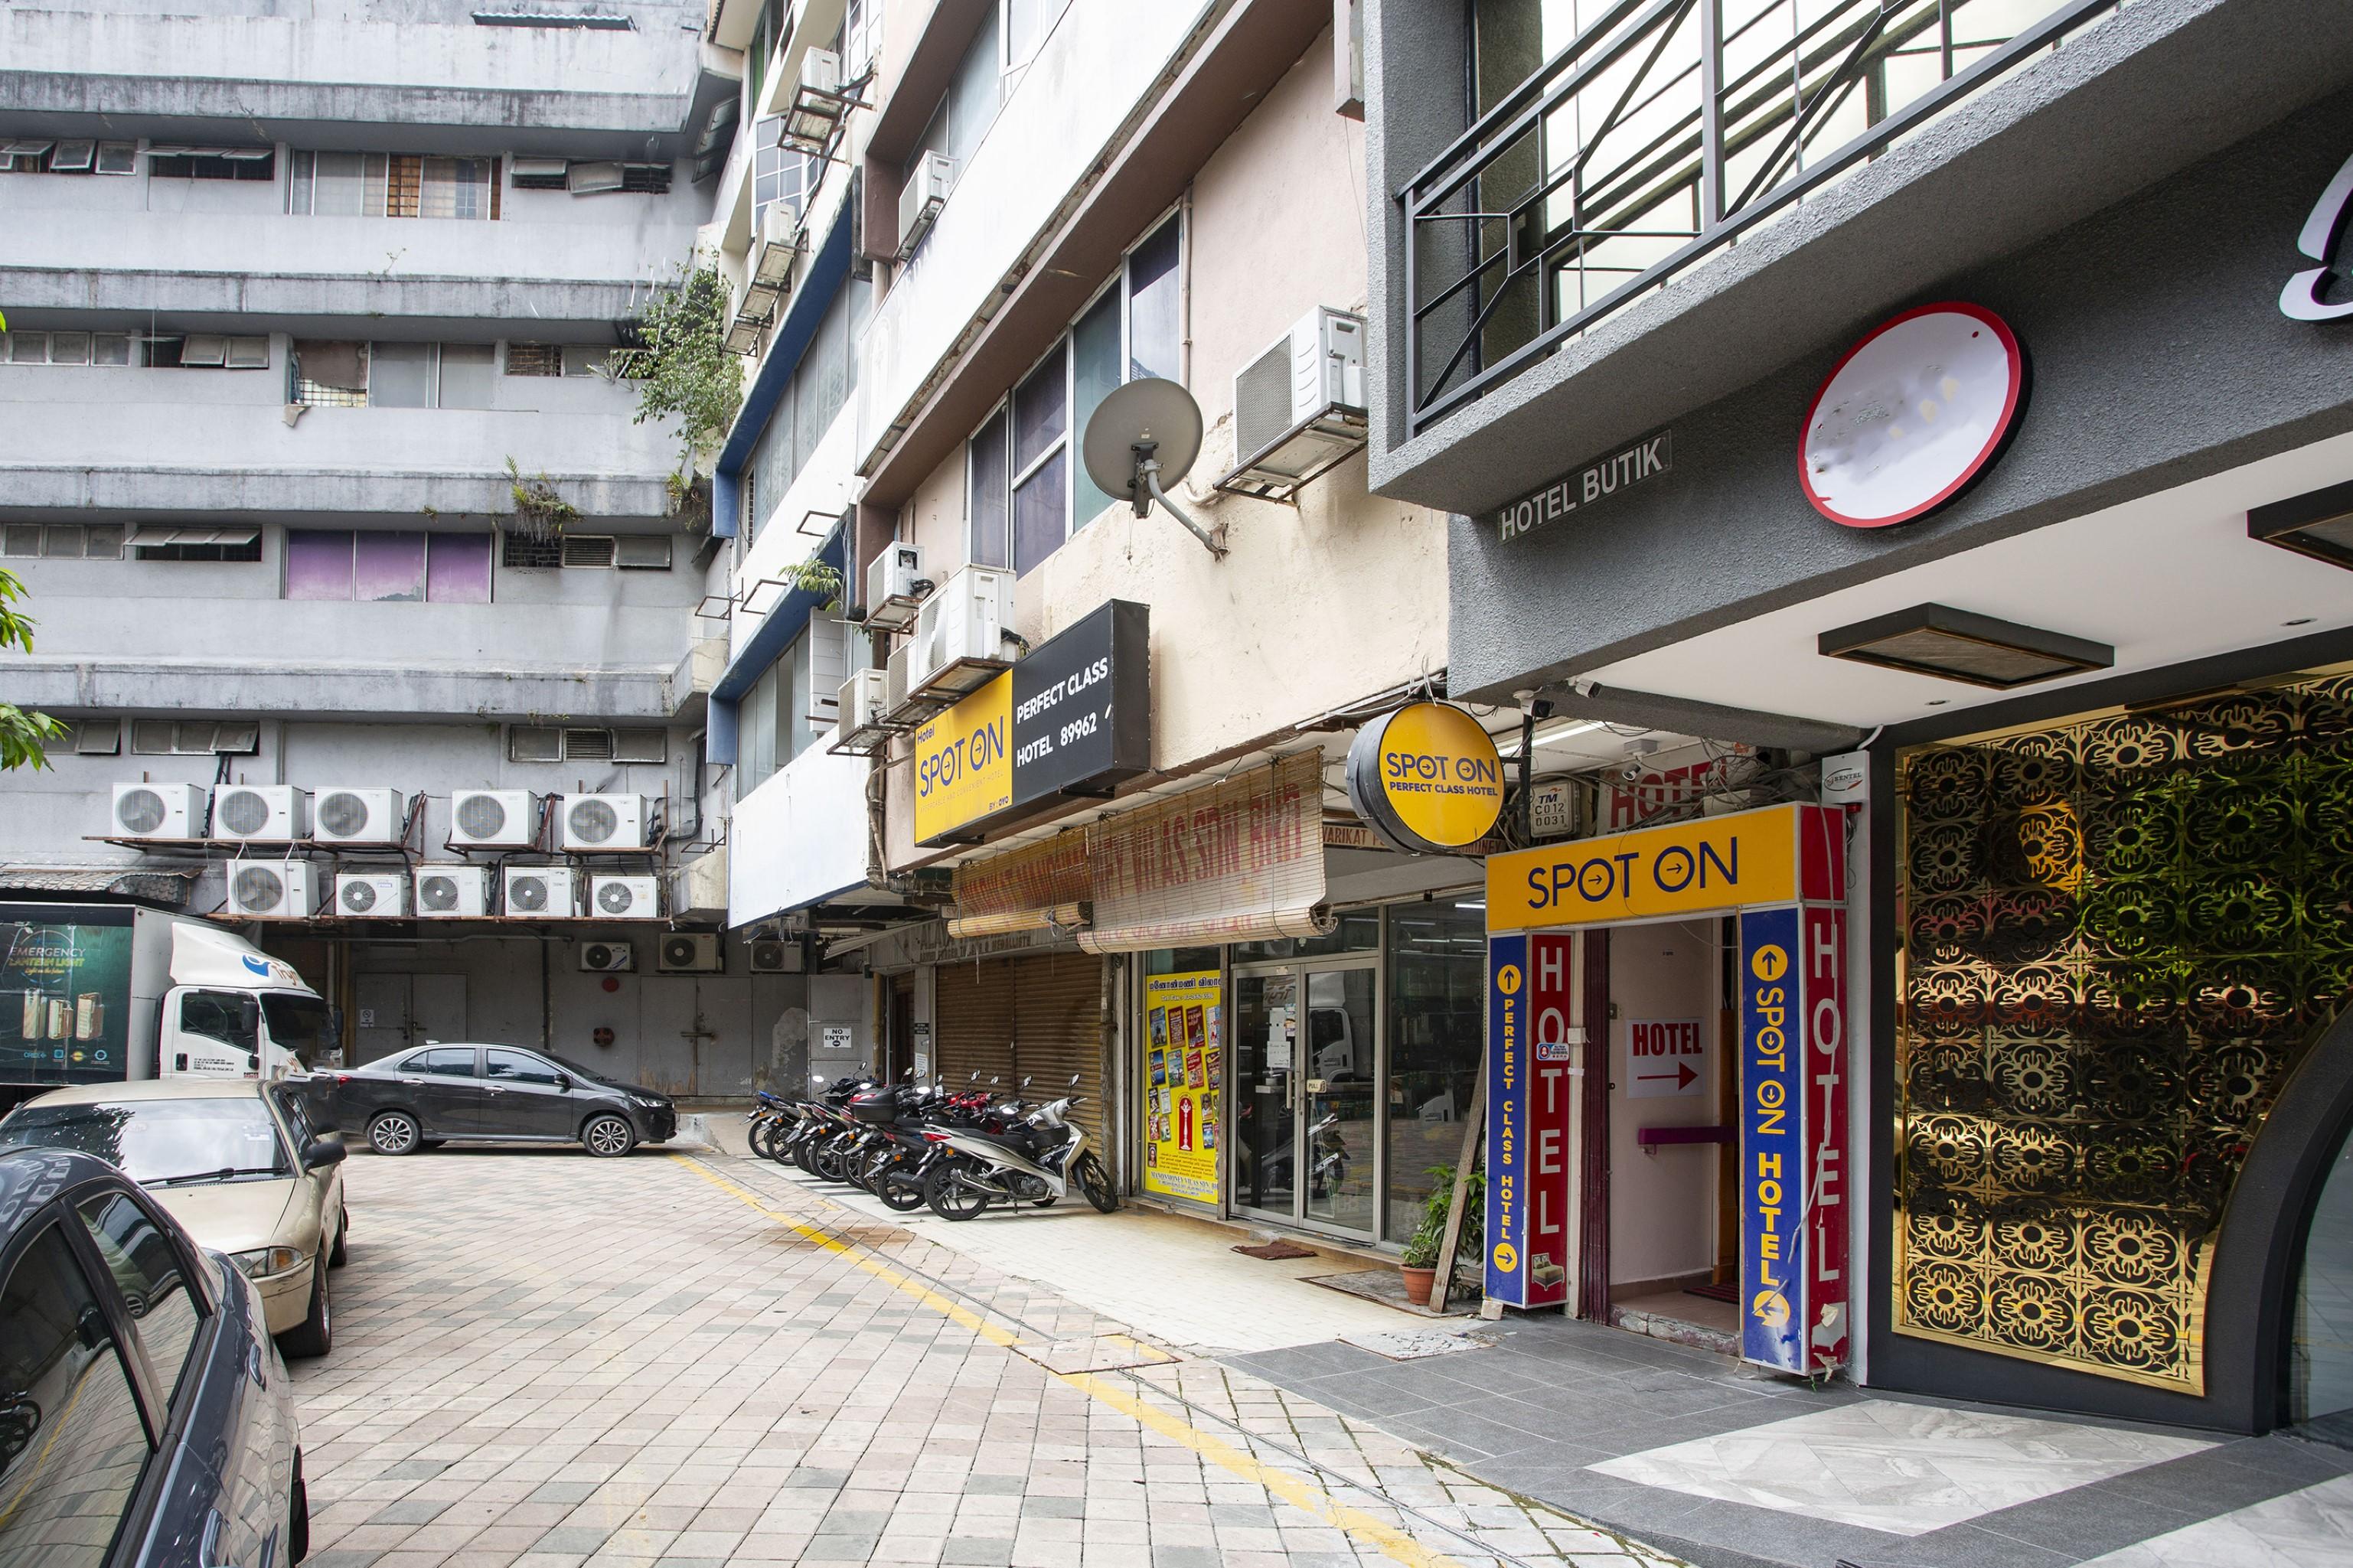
top-left (0, 268), bottom-right (658, 330)
top-left (0, 465), bottom-right (675, 521)
top-left (12, 659), bottom-right (679, 722)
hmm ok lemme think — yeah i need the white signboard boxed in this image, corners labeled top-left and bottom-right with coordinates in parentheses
top-left (820, 1025), bottom-right (853, 1054)
top-left (1626, 1017), bottom-right (1704, 1098)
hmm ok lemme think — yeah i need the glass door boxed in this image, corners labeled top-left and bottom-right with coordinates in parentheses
top-left (1232, 967), bottom-right (1296, 1218)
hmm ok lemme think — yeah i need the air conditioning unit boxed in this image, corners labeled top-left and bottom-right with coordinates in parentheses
top-left (589, 875), bottom-right (660, 919)
top-left (311, 787), bottom-right (407, 846)
top-left (834, 668), bottom-right (890, 751)
top-left (797, 47), bottom-right (843, 98)
top-left (561, 794), bottom-right (661, 852)
top-left (502, 864), bottom-right (580, 918)
top-left (749, 939), bottom-right (804, 974)
top-left (213, 785), bottom-right (308, 843)
top-left (226, 860), bottom-right (318, 920)
top-left (1229, 308), bottom-right (1370, 486)
top-left (751, 200), bottom-right (805, 291)
top-left (897, 151), bottom-right (953, 260)
top-left (884, 641), bottom-right (911, 713)
top-left (450, 789), bottom-right (538, 849)
top-left (413, 865), bottom-right (490, 918)
top-left (112, 782), bottom-right (207, 839)
top-left (907, 564), bottom-right (1014, 699)
top-left (657, 932), bottom-right (723, 973)
top-left (580, 939), bottom-right (635, 973)
top-left (863, 542), bottom-right (929, 631)
top-left (335, 872), bottom-right (409, 919)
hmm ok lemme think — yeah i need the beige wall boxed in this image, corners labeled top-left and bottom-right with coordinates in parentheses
top-left (883, 34), bottom-right (1447, 873)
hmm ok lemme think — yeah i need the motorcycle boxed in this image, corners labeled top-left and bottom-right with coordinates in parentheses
top-left (921, 1074), bottom-right (1118, 1220)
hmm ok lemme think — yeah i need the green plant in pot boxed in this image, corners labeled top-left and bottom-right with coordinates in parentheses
top-left (1399, 1162), bottom-right (1483, 1307)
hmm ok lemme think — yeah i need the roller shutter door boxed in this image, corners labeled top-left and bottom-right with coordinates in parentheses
top-left (1007, 954), bottom-right (1106, 1146)
top-left (935, 960), bottom-right (1015, 1094)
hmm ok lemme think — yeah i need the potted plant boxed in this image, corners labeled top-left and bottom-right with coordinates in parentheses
top-left (1400, 1162), bottom-right (1484, 1308)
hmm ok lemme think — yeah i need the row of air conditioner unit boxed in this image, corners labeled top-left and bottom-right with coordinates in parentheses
top-left (579, 934), bottom-right (805, 975)
top-left (834, 554), bottom-right (1019, 751)
top-left (111, 786), bottom-right (664, 850)
top-left (221, 863), bottom-right (666, 921)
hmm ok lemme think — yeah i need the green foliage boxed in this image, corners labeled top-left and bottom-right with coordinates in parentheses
top-left (505, 457), bottom-right (579, 539)
top-left (627, 265), bottom-right (741, 471)
top-left (0, 568), bottom-right (64, 771)
top-left (1403, 1162), bottom-right (1487, 1280)
top-left (787, 559), bottom-right (844, 610)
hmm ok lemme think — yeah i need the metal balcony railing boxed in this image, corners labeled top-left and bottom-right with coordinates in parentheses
top-left (1400, 0), bottom-right (2129, 435)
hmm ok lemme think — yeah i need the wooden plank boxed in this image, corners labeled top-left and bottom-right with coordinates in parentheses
top-left (1428, 1042), bottom-right (1488, 1312)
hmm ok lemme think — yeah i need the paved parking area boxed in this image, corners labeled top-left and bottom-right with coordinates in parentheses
top-left (292, 1143), bottom-right (1679, 1568)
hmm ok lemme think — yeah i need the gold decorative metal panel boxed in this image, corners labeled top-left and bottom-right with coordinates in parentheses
top-left (1896, 673), bottom-right (2353, 1391)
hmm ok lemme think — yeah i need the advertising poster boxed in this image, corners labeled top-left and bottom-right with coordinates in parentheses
top-left (1, 921), bottom-right (135, 1085)
top-left (1738, 905), bottom-right (1806, 1373)
top-left (1144, 970), bottom-right (1222, 1204)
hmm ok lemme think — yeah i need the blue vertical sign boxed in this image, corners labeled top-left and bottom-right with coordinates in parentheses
top-left (1483, 934), bottom-right (1529, 1305)
top-left (1739, 906), bottom-right (1804, 1371)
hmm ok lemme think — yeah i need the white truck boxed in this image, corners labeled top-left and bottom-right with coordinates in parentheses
top-left (0, 902), bottom-right (331, 1088)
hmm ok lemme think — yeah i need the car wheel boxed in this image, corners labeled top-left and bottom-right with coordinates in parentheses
top-left (367, 1110), bottom-right (421, 1156)
top-left (328, 1207), bottom-right (348, 1268)
top-left (289, 1450), bottom-right (311, 1564)
top-left (279, 1255), bottom-right (331, 1358)
top-left (582, 1113), bottom-right (636, 1158)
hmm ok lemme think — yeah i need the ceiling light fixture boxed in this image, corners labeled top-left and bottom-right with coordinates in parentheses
top-left (1819, 603), bottom-right (2113, 689)
top-left (2250, 479), bottom-right (2353, 570)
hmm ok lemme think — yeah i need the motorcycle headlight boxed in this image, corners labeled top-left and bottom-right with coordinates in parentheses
top-left (230, 1246), bottom-right (303, 1280)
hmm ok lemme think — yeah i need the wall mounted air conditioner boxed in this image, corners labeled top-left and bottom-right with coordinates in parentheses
top-left (907, 563), bottom-right (1013, 699)
top-left (226, 860), bottom-right (318, 919)
top-left (560, 794), bottom-right (660, 852)
top-left (897, 151), bottom-right (953, 260)
top-left (589, 875), bottom-right (660, 919)
top-left (335, 872), bottom-right (409, 919)
top-left (863, 542), bottom-right (928, 631)
top-left (502, 864), bottom-right (579, 918)
top-left (834, 668), bottom-right (890, 751)
top-left (311, 787), bottom-right (406, 846)
top-left (885, 641), bottom-right (911, 712)
top-left (750, 200), bottom-right (805, 292)
top-left (112, 782), bottom-right (207, 839)
top-left (413, 865), bottom-right (489, 918)
top-left (657, 932), bottom-right (722, 973)
top-left (749, 939), bottom-right (804, 974)
top-left (450, 789), bottom-right (537, 848)
top-left (1226, 307), bottom-right (1370, 491)
top-left (797, 47), bottom-right (842, 98)
top-left (580, 939), bottom-right (635, 972)
top-left (213, 785), bottom-right (308, 843)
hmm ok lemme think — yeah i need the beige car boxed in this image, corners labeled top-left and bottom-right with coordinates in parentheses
top-left (0, 1076), bottom-right (349, 1355)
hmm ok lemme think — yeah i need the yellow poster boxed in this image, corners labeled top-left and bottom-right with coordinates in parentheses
top-left (1143, 970), bottom-right (1222, 1204)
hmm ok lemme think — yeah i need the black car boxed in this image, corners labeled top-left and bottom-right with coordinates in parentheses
top-left (0, 1146), bottom-right (307, 1566)
top-left (327, 1044), bottom-right (676, 1159)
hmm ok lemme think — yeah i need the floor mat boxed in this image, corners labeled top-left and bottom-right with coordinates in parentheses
top-left (1683, 1280), bottom-right (1737, 1303)
top-left (1232, 1239), bottom-right (1320, 1260)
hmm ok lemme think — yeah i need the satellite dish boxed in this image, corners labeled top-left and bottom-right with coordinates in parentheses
top-left (1079, 377), bottom-right (1226, 557)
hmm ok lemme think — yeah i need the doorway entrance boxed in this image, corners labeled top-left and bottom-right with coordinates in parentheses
top-left (352, 972), bottom-right (467, 1064)
top-left (1232, 959), bottom-right (1379, 1238)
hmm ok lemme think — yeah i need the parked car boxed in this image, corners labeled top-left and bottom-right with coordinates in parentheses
top-left (0, 1078), bottom-right (348, 1359)
top-left (327, 1044), bottom-right (676, 1159)
top-left (0, 1144), bottom-right (310, 1565)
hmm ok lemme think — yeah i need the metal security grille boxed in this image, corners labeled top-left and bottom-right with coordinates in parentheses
top-left (934, 955), bottom-right (1105, 1146)
top-left (1402, 0), bottom-right (2118, 429)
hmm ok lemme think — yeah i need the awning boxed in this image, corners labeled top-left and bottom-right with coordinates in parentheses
top-left (1079, 752), bottom-right (1330, 954)
top-left (945, 833), bottom-right (1088, 938)
top-left (0, 868), bottom-right (201, 905)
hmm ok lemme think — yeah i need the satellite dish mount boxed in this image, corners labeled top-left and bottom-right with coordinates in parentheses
top-left (1080, 377), bottom-right (1227, 559)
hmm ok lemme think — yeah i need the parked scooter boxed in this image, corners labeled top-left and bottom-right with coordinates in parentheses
top-left (921, 1074), bottom-right (1118, 1220)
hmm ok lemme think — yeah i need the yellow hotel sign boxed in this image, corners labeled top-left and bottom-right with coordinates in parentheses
top-left (1486, 803), bottom-right (1840, 931)
top-left (912, 673), bottom-right (1013, 844)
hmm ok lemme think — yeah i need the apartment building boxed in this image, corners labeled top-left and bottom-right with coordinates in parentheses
top-left (703, 0), bottom-right (1518, 1247)
top-left (1359, 0), bottom-right (2353, 1446)
top-left (0, 0), bottom-right (842, 1100)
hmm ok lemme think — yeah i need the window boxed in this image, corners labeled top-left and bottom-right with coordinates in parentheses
top-left (412, 1047), bottom-right (478, 1077)
top-left (500, 533), bottom-right (563, 569)
top-left (365, 342), bottom-right (495, 409)
top-left (563, 345), bottom-right (612, 378)
top-left (906, 3), bottom-right (1004, 197)
top-left (178, 991), bottom-right (259, 1055)
top-left (290, 340), bottom-right (367, 406)
top-left (508, 726), bottom-right (561, 762)
top-left (130, 526), bottom-right (260, 562)
top-left (0, 1226), bottom-right (153, 1567)
top-left (743, 278), bottom-right (869, 538)
top-left (285, 531), bottom-right (491, 603)
top-left (561, 535), bottom-right (617, 569)
top-left (148, 147), bottom-right (275, 180)
top-left (752, 118), bottom-right (810, 234)
top-left (5, 523), bottom-right (123, 560)
top-left (0, 139), bottom-right (134, 176)
top-left (130, 721), bottom-right (257, 756)
top-left (142, 334), bottom-right (269, 372)
top-left (746, 0), bottom-right (791, 107)
top-left (563, 727), bottom-right (613, 761)
top-left (505, 343), bottom-right (561, 377)
top-left (64, 719), bottom-right (122, 757)
top-left (288, 152), bottom-right (497, 219)
top-left (76, 1192), bottom-right (204, 1403)
top-left (507, 727), bottom-right (665, 763)
top-left (614, 535), bottom-right (673, 570)
top-left (2, 331), bottom-right (132, 367)
top-left (485, 1048), bottom-right (562, 1086)
top-left (1002, 0), bottom-right (1074, 75)
top-left (734, 621), bottom-right (836, 798)
top-left (968, 214), bottom-right (1182, 573)
top-left (612, 728), bottom-right (667, 763)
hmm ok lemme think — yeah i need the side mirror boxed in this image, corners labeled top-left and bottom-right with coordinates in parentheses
top-left (301, 1138), bottom-right (348, 1172)
top-left (553, 1074), bottom-right (573, 1092)
top-left (1068, 1074), bottom-right (1080, 1088)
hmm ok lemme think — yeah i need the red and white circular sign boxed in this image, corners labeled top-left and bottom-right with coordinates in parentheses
top-left (1799, 302), bottom-right (2023, 528)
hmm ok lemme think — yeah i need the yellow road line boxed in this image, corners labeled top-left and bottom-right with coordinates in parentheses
top-left (671, 1155), bottom-right (1467, 1568)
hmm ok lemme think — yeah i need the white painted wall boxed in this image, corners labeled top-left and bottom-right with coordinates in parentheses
top-left (726, 743), bottom-right (873, 926)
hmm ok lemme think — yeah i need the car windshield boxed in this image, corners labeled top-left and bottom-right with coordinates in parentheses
top-left (0, 1098), bottom-right (291, 1186)
top-left (262, 994), bottom-right (334, 1066)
